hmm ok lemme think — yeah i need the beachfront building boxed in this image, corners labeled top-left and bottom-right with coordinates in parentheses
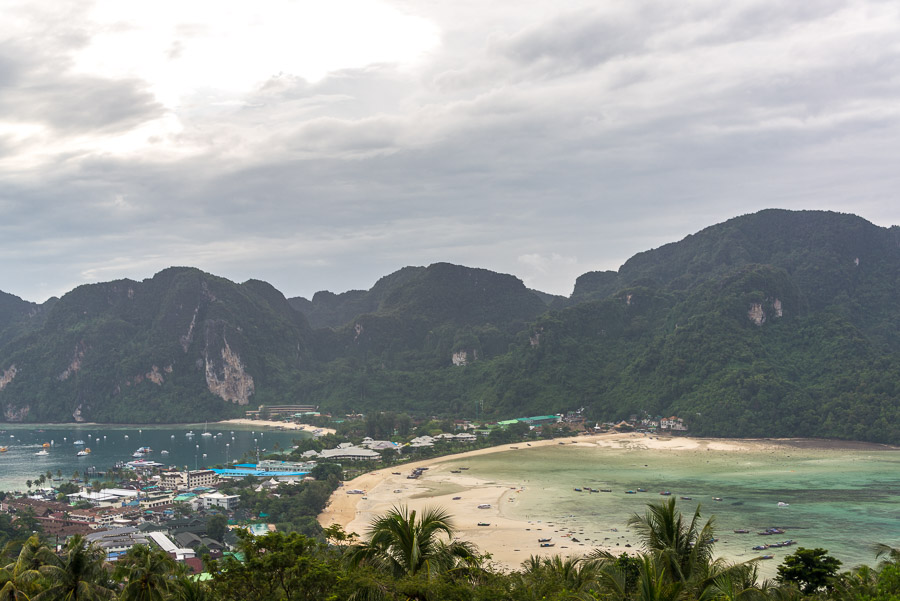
top-left (360, 438), bottom-right (402, 453)
top-left (245, 404), bottom-right (317, 419)
top-left (518, 415), bottom-right (563, 428)
top-left (660, 416), bottom-right (688, 431)
top-left (211, 461), bottom-right (311, 480)
top-left (318, 445), bottom-right (381, 461)
top-left (160, 470), bottom-right (219, 491)
top-left (408, 435), bottom-right (435, 448)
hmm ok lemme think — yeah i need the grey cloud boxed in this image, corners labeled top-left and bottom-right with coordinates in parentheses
top-left (0, 35), bottom-right (162, 135)
top-left (496, 9), bottom-right (645, 73)
top-left (2, 0), bottom-right (900, 303)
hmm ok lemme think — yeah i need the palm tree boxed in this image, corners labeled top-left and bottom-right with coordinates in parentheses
top-left (628, 499), bottom-right (764, 601)
top-left (517, 554), bottom-right (602, 599)
top-left (874, 543), bottom-right (900, 567)
top-left (628, 499), bottom-right (717, 584)
top-left (2, 535), bottom-right (57, 601)
top-left (349, 505), bottom-right (478, 579)
top-left (33, 535), bottom-right (115, 601)
top-left (114, 545), bottom-right (177, 601)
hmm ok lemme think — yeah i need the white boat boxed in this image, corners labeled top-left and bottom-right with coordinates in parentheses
top-left (74, 440), bottom-right (85, 445)
top-left (160, 450), bottom-right (169, 455)
top-left (77, 448), bottom-right (91, 457)
top-left (35, 450), bottom-right (49, 456)
top-left (125, 459), bottom-right (164, 469)
top-left (777, 502), bottom-right (790, 507)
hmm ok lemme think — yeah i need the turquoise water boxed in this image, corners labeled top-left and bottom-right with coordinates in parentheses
top-left (0, 423), bottom-right (305, 492)
top-left (454, 440), bottom-right (900, 572)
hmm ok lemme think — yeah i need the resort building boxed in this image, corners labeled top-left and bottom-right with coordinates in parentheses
top-left (160, 470), bottom-right (219, 490)
top-left (317, 446), bottom-right (381, 461)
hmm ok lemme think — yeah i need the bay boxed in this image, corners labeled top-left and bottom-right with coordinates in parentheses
top-left (456, 438), bottom-right (900, 573)
top-left (0, 423), bottom-right (307, 492)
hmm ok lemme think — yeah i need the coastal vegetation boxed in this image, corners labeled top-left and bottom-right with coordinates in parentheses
top-left (1, 501), bottom-right (897, 601)
top-left (1, 210), bottom-right (899, 444)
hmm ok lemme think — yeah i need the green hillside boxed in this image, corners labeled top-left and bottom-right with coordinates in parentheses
top-left (0, 210), bottom-right (898, 444)
top-left (0, 268), bottom-right (313, 423)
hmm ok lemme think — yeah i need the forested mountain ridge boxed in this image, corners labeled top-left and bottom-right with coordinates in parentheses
top-left (0, 210), bottom-right (898, 444)
top-left (0, 267), bottom-right (314, 423)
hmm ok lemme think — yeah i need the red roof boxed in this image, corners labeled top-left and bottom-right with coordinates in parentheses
top-left (182, 557), bottom-right (204, 574)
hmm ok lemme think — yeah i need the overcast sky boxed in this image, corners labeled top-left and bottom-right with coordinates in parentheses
top-left (2, 0), bottom-right (899, 303)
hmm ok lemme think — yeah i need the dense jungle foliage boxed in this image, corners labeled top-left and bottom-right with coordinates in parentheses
top-left (0, 210), bottom-right (898, 444)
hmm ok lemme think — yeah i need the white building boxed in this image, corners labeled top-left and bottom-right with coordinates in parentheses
top-left (160, 470), bottom-right (219, 490)
top-left (198, 492), bottom-right (240, 511)
top-left (318, 446), bottom-right (381, 461)
top-left (146, 532), bottom-right (196, 561)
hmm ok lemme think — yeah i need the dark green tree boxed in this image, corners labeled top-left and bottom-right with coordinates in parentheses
top-left (206, 515), bottom-right (228, 543)
top-left (776, 547), bottom-right (842, 594)
top-left (209, 531), bottom-right (342, 601)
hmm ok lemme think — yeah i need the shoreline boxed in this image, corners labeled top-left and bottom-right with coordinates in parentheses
top-left (317, 433), bottom-right (897, 570)
top-left (0, 419), bottom-right (336, 436)
top-left (213, 418), bottom-right (336, 435)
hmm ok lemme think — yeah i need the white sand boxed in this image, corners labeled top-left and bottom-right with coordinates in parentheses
top-left (317, 433), bottom-right (819, 570)
top-left (214, 418), bottom-right (336, 435)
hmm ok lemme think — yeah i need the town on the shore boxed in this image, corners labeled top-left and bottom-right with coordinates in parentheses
top-left (0, 406), bottom-right (688, 577)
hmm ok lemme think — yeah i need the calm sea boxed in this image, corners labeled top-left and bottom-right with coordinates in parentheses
top-left (0, 423), bottom-right (306, 492)
top-left (455, 440), bottom-right (900, 573)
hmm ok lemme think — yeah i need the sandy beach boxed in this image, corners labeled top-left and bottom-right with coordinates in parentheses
top-left (317, 433), bottom-right (895, 571)
top-left (318, 433), bottom-right (790, 569)
top-left (215, 418), bottom-right (336, 435)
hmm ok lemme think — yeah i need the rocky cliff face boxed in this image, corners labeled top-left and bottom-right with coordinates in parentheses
top-left (0, 267), bottom-right (312, 423)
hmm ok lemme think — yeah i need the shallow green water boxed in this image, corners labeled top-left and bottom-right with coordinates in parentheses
top-left (453, 441), bottom-right (900, 572)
